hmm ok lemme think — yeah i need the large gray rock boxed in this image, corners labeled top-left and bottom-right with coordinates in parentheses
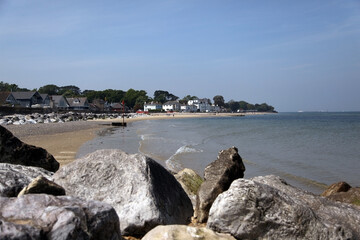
top-left (0, 163), bottom-right (53, 197)
top-left (0, 125), bottom-right (59, 172)
top-left (207, 175), bottom-right (360, 239)
top-left (195, 147), bottom-right (245, 223)
top-left (175, 168), bottom-right (203, 209)
top-left (142, 225), bottom-right (236, 240)
top-left (0, 194), bottom-right (121, 240)
top-left (53, 149), bottom-right (193, 236)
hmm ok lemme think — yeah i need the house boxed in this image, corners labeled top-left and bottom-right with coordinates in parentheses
top-left (180, 104), bottom-right (197, 112)
top-left (144, 102), bottom-right (162, 112)
top-left (162, 101), bottom-right (181, 112)
top-left (7, 91), bottom-right (43, 108)
top-left (188, 98), bottom-right (212, 112)
top-left (50, 95), bottom-right (70, 109)
top-left (110, 102), bottom-right (127, 112)
top-left (40, 94), bottom-right (51, 107)
top-left (66, 97), bottom-right (89, 110)
top-left (0, 92), bottom-right (12, 106)
top-left (91, 99), bottom-right (106, 111)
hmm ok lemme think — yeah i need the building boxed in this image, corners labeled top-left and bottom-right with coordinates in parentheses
top-left (110, 102), bottom-right (127, 112)
top-left (40, 94), bottom-right (51, 107)
top-left (50, 95), bottom-right (70, 109)
top-left (144, 102), bottom-right (162, 112)
top-left (7, 91), bottom-right (43, 108)
top-left (0, 92), bottom-right (12, 106)
top-left (187, 98), bottom-right (212, 112)
top-left (162, 101), bottom-right (181, 111)
top-left (180, 104), bottom-right (197, 112)
top-left (66, 97), bottom-right (89, 110)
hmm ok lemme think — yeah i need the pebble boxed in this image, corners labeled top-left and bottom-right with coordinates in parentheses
top-left (0, 112), bottom-right (124, 126)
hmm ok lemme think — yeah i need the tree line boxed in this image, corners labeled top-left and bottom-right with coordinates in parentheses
top-left (0, 81), bottom-right (275, 112)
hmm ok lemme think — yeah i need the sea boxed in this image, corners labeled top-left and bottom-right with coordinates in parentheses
top-left (77, 112), bottom-right (360, 194)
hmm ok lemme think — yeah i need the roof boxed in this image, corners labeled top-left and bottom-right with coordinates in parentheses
top-left (163, 101), bottom-right (180, 105)
top-left (50, 95), bottom-right (69, 106)
top-left (0, 92), bottom-right (10, 104)
top-left (40, 94), bottom-right (49, 100)
top-left (110, 103), bottom-right (124, 109)
top-left (66, 97), bottom-right (88, 107)
top-left (11, 91), bottom-right (39, 100)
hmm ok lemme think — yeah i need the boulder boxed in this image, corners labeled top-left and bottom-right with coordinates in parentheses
top-left (326, 187), bottom-right (360, 207)
top-left (321, 181), bottom-right (352, 197)
top-left (0, 125), bottom-right (59, 172)
top-left (0, 163), bottom-right (53, 197)
top-left (195, 147), bottom-right (245, 223)
top-left (0, 194), bottom-right (121, 240)
top-left (207, 175), bottom-right (360, 239)
top-left (142, 225), bottom-right (236, 240)
top-left (175, 168), bottom-right (203, 209)
top-left (53, 149), bottom-right (193, 236)
top-left (18, 176), bottom-right (65, 197)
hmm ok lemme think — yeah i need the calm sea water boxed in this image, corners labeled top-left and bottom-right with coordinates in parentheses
top-left (78, 112), bottom-right (360, 194)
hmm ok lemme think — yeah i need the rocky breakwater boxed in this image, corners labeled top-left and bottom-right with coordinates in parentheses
top-left (195, 147), bottom-right (246, 223)
top-left (53, 149), bottom-right (194, 237)
top-left (0, 125), bottom-right (59, 172)
top-left (207, 175), bottom-right (360, 239)
top-left (0, 126), bottom-right (122, 239)
top-left (0, 112), bottom-right (124, 125)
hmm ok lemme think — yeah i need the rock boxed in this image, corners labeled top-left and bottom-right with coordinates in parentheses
top-left (0, 125), bottom-right (59, 172)
top-left (142, 225), bottom-right (236, 240)
top-left (326, 187), bottom-right (360, 207)
top-left (18, 176), bottom-right (65, 197)
top-left (195, 147), bottom-right (245, 223)
top-left (0, 219), bottom-right (43, 239)
top-left (0, 194), bottom-right (122, 240)
top-left (0, 163), bottom-right (53, 197)
top-left (321, 181), bottom-right (352, 197)
top-left (53, 149), bottom-right (193, 236)
top-left (175, 168), bottom-right (203, 209)
top-left (207, 175), bottom-right (360, 240)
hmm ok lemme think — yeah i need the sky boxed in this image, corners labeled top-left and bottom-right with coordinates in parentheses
top-left (0, 0), bottom-right (359, 112)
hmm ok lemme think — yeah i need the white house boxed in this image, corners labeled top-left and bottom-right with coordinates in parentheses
top-left (144, 102), bottom-right (163, 111)
top-left (180, 104), bottom-right (197, 112)
top-left (162, 101), bottom-right (181, 111)
top-left (188, 98), bottom-right (212, 112)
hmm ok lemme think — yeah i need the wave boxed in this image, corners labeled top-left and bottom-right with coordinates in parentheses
top-left (165, 145), bottom-right (203, 172)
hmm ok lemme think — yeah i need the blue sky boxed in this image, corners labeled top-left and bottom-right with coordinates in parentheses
top-left (0, 0), bottom-right (359, 111)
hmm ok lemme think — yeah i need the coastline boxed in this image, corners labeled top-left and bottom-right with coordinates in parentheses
top-left (4, 112), bottom-right (266, 167)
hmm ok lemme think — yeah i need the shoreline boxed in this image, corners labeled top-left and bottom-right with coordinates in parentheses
top-left (4, 112), bottom-right (272, 167)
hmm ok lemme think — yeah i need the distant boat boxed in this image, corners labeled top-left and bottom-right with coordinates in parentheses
top-left (298, 110), bottom-right (304, 113)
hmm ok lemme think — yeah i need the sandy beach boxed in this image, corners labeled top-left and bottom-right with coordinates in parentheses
top-left (4, 112), bottom-right (262, 167)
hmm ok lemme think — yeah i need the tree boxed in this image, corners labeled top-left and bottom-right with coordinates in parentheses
top-left (228, 100), bottom-right (240, 112)
top-left (247, 103), bottom-right (255, 110)
top-left (238, 101), bottom-right (248, 111)
top-left (213, 95), bottom-right (225, 107)
top-left (180, 95), bottom-right (198, 104)
top-left (59, 85), bottom-right (81, 96)
top-left (38, 84), bottom-right (60, 95)
top-left (153, 90), bottom-right (178, 104)
top-left (125, 89), bottom-right (149, 109)
top-left (0, 81), bottom-right (29, 92)
top-left (255, 103), bottom-right (275, 112)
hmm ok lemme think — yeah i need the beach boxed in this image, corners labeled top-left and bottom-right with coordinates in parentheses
top-left (4, 112), bottom-right (250, 167)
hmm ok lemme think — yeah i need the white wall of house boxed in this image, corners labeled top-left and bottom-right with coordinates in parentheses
top-left (162, 101), bottom-right (180, 111)
top-left (144, 103), bottom-right (162, 111)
